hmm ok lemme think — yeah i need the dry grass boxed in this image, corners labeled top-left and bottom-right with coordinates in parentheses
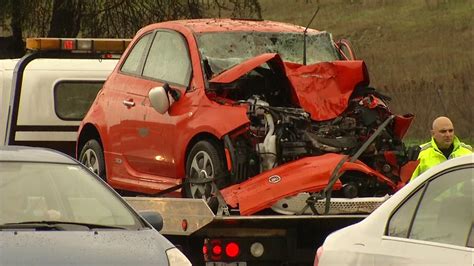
top-left (258, 0), bottom-right (473, 141)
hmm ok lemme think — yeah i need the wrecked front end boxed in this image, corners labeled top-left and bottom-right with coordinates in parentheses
top-left (197, 30), bottom-right (415, 215)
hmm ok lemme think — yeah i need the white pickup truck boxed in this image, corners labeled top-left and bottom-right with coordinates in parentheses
top-left (0, 38), bottom-right (128, 156)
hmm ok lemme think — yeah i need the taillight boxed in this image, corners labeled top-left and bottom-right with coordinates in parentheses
top-left (314, 246), bottom-right (323, 266)
top-left (204, 238), bottom-right (272, 262)
top-left (181, 219), bottom-right (188, 232)
top-left (204, 239), bottom-right (225, 261)
top-left (212, 244), bottom-right (222, 256)
top-left (225, 242), bottom-right (240, 258)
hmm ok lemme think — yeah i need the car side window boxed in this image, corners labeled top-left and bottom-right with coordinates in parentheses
top-left (143, 31), bottom-right (192, 86)
top-left (121, 33), bottom-right (152, 74)
top-left (409, 167), bottom-right (472, 246)
top-left (387, 187), bottom-right (423, 238)
top-left (387, 167), bottom-right (473, 247)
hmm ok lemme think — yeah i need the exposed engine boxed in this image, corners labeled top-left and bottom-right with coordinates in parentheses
top-left (223, 94), bottom-right (406, 198)
top-left (208, 62), bottom-right (413, 198)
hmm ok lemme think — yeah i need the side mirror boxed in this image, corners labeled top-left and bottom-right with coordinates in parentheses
top-left (149, 86), bottom-right (170, 114)
top-left (335, 39), bottom-right (356, 60)
top-left (139, 211), bottom-right (164, 231)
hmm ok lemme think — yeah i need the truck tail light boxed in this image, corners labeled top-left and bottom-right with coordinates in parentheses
top-left (204, 239), bottom-right (227, 261)
top-left (212, 244), bottom-right (222, 256)
top-left (225, 242), bottom-right (240, 258)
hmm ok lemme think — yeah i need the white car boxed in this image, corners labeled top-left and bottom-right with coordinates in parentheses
top-left (315, 154), bottom-right (473, 266)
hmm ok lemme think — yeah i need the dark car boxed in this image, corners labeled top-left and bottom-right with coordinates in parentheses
top-left (0, 146), bottom-right (191, 266)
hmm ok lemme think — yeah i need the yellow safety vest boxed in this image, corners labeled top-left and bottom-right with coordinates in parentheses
top-left (410, 136), bottom-right (472, 181)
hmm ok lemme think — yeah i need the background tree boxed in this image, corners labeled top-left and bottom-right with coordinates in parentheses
top-left (0, 0), bottom-right (262, 53)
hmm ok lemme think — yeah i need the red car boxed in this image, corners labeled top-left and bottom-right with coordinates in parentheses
top-left (77, 19), bottom-right (415, 215)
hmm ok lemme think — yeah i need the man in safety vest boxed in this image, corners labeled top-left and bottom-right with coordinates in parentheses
top-left (410, 116), bottom-right (472, 181)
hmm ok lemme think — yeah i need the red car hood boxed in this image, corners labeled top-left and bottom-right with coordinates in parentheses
top-left (210, 53), bottom-right (369, 121)
top-left (220, 153), bottom-right (396, 216)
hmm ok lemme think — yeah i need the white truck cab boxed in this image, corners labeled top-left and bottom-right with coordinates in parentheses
top-left (0, 38), bottom-right (129, 156)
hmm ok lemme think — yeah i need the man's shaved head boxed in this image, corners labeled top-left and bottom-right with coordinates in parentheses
top-left (431, 116), bottom-right (454, 149)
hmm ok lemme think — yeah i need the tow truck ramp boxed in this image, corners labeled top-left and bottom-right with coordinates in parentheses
top-left (125, 195), bottom-right (388, 235)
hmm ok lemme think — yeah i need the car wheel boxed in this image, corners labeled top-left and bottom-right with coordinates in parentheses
top-left (184, 140), bottom-right (228, 207)
top-left (79, 139), bottom-right (106, 181)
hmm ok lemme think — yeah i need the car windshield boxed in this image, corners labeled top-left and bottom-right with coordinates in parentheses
top-left (196, 31), bottom-right (341, 76)
top-left (0, 162), bottom-right (144, 230)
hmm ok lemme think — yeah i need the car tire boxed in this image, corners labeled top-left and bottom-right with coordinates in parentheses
top-left (184, 140), bottom-right (228, 209)
top-left (79, 139), bottom-right (106, 181)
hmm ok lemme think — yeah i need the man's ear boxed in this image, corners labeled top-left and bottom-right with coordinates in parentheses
top-left (430, 129), bottom-right (435, 137)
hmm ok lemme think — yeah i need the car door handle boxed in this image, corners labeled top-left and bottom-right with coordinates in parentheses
top-left (123, 99), bottom-right (135, 107)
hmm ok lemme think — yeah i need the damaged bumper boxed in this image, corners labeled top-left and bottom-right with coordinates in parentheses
top-left (220, 153), bottom-right (395, 216)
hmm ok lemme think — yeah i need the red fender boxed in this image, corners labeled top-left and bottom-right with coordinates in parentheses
top-left (220, 153), bottom-right (397, 216)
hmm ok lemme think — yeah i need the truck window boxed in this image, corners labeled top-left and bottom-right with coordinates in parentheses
top-left (54, 81), bottom-right (104, 120)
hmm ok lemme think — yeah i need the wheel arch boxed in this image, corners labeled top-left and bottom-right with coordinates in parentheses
top-left (77, 123), bottom-right (103, 159)
top-left (183, 132), bottom-right (224, 167)
top-left (178, 132), bottom-right (226, 185)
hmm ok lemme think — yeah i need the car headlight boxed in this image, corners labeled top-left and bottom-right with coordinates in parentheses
top-left (166, 247), bottom-right (192, 266)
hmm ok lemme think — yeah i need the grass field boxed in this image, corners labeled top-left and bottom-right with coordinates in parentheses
top-left (258, 0), bottom-right (473, 142)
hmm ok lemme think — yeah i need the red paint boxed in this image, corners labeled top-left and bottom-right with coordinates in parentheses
top-left (221, 153), bottom-right (395, 215)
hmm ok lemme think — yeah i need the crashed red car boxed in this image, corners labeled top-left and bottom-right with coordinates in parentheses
top-left (77, 19), bottom-right (416, 215)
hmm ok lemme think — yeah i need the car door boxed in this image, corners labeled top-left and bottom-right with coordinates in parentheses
top-left (138, 30), bottom-right (193, 179)
top-left (106, 33), bottom-right (153, 185)
top-left (117, 30), bottom-right (193, 187)
top-left (377, 166), bottom-right (473, 265)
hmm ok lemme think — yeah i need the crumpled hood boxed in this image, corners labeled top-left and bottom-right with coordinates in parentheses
top-left (0, 229), bottom-right (174, 266)
top-left (210, 53), bottom-right (369, 121)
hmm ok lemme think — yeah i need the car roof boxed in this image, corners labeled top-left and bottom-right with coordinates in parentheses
top-left (0, 145), bottom-right (77, 164)
top-left (145, 18), bottom-right (320, 34)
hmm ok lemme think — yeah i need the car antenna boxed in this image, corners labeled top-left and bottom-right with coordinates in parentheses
top-left (303, 7), bottom-right (320, 65)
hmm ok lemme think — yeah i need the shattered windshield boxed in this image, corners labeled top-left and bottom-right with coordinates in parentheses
top-left (197, 31), bottom-right (340, 76)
